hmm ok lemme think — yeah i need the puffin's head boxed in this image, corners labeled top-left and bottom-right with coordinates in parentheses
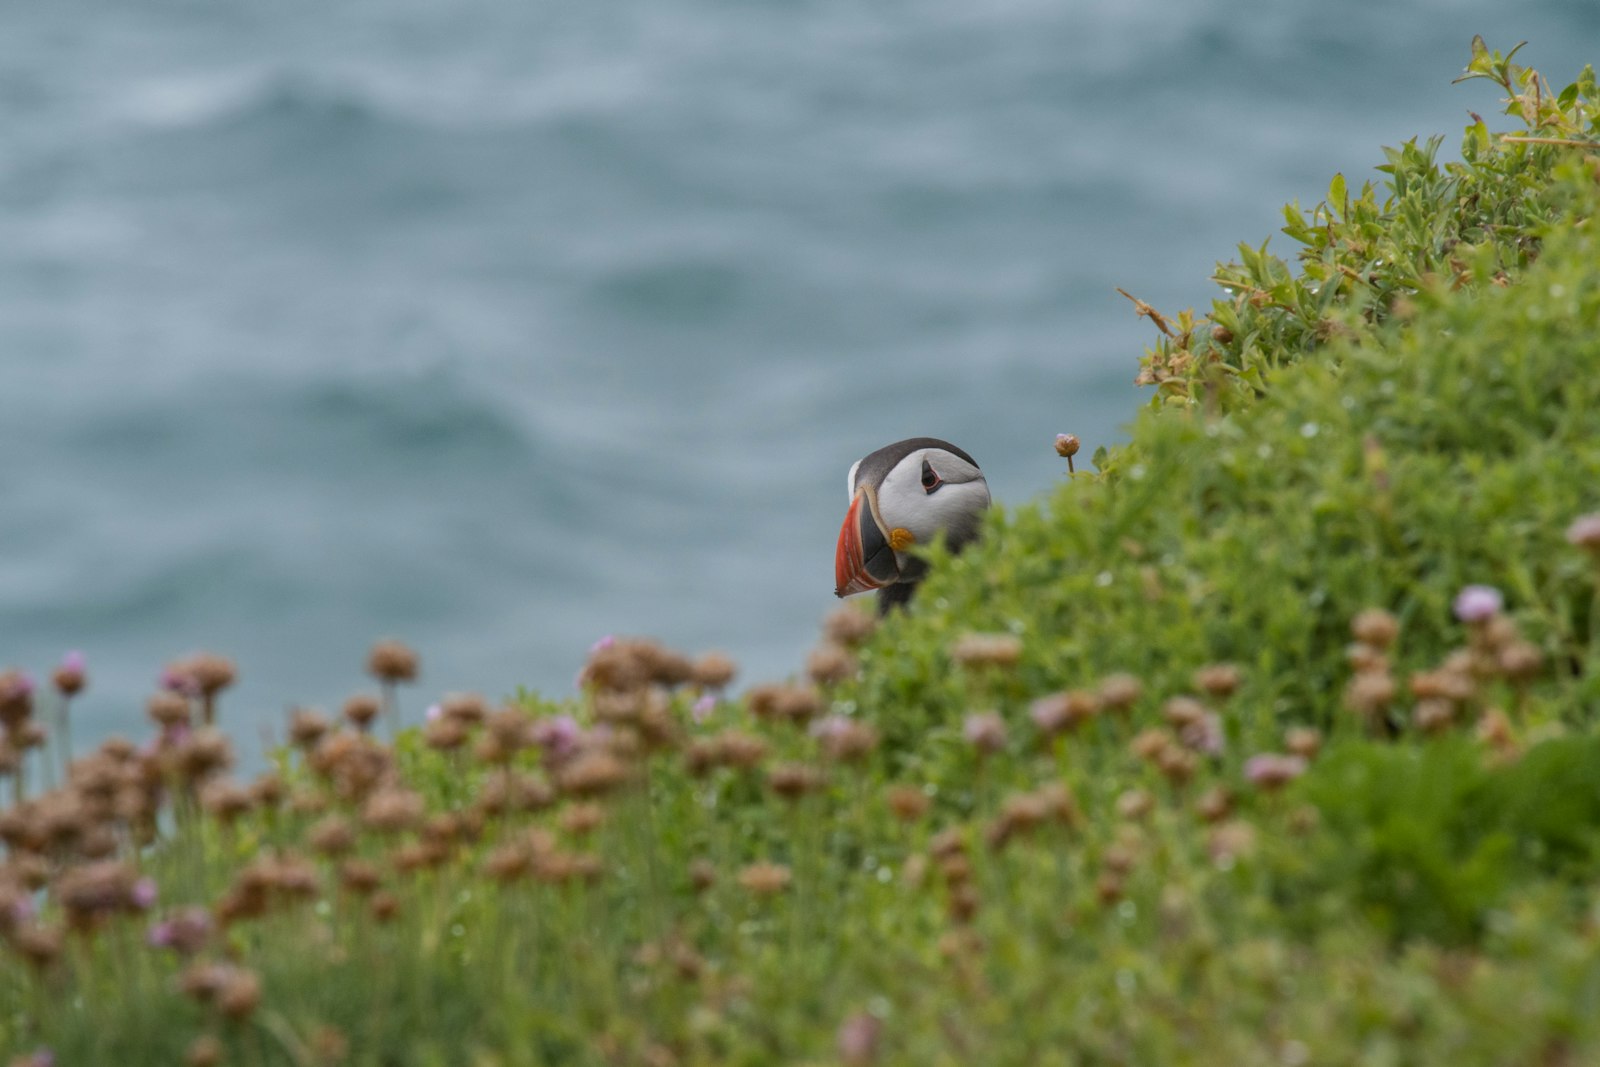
top-left (834, 437), bottom-right (990, 599)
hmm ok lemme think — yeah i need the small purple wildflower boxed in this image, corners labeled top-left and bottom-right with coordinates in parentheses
top-left (1453, 584), bottom-right (1503, 623)
top-left (425, 702), bottom-right (443, 722)
top-left (589, 635), bottom-right (616, 655)
top-left (809, 714), bottom-right (852, 741)
top-left (131, 877), bottom-right (158, 910)
top-left (61, 650), bottom-right (86, 673)
top-left (1244, 753), bottom-right (1308, 791)
top-left (1181, 712), bottom-right (1225, 757)
top-left (160, 668), bottom-right (199, 697)
top-left (963, 711), bottom-right (1007, 754)
top-left (0, 672), bottom-right (33, 700)
top-left (691, 694), bottom-right (716, 723)
top-left (1566, 513), bottom-right (1600, 551)
top-left (147, 907), bottom-right (211, 955)
top-left (532, 715), bottom-right (581, 760)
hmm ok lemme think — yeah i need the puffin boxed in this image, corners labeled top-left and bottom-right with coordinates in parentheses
top-left (834, 437), bottom-right (991, 614)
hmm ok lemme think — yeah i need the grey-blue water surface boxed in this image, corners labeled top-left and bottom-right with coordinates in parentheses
top-left (1, 2), bottom-right (1596, 760)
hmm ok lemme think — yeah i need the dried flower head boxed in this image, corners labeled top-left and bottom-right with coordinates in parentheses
top-left (949, 633), bottom-right (1024, 670)
top-left (885, 784), bottom-right (932, 822)
top-left (1284, 727), bottom-right (1323, 760)
top-left (367, 640), bottom-right (419, 684)
top-left (837, 1012), bottom-right (884, 1067)
top-left (218, 967), bottom-right (262, 1019)
top-left (823, 605), bottom-right (877, 648)
top-left (343, 694), bottom-right (382, 731)
top-left (1194, 663), bottom-right (1242, 699)
top-left (1029, 690), bottom-right (1100, 736)
top-left (185, 1036), bottom-right (224, 1067)
top-left (1565, 512), bottom-right (1600, 553)
top-left (806, 643), bottom-right (857, 687)
top-left (557, 749), bottom-right (630, 798)
top-left (811, 715), bottom-right (879, 762)
top-left (1243, 753), bottom-right (1308, 791)
top-left (1344, 671), bottom-right (1397, 720)
top-left (0, 670), bottom-right (34, 727)
top-left (1097, 673), bottom-right (1144, 713)
top-left (737, 861), bottom-right (791, 896)
top-left (962, 711), bottom-right (1007, 755)
top-left (180, 653), bottom-right (237, 698)
top-left (52, 651), bottom-right (87, 697)
top-left (690, 651), bottom-right (738, 691)
top-left (1054, 433), bottom-right (1081, 459)
top-left (1351, 609), bottom-right (1400, 648)
top-left (362, 787), bottom-right (426, 833)
top-left (767, 762), bottom-right (826, 800)
top-left (287, 708), bottom-right (331, 749)
top-left (745, 683), bottom-right (823, 725)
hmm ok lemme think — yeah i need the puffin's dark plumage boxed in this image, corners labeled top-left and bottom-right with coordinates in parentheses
top-left (834, 438), bottom-right (990, 614)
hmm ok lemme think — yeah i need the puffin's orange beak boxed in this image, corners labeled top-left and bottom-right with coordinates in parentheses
top-left (835, 487), bottom-right (899, 597)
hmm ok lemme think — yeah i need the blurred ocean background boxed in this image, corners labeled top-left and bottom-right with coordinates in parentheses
top-left (1, 1), bottom-right (1596, 758)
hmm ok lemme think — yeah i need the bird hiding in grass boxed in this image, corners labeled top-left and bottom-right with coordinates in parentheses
top-left (834, 437), bottom-right (990, 614)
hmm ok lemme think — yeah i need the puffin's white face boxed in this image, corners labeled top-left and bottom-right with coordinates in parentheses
top-left (836, 439), bottom-right (990, 599)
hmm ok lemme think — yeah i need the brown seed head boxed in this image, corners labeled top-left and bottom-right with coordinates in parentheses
top-left (218, 968), bottom-right (262, 1020)
top-left (814, 717), bottom-right (879, 763)
top-left (559, 802), bottom-right (607, 837)
top-left (362, 787), bottom-right (426, 833)
top-left (885, 784), bottom-right (932, 822)
top-left (199, 779), bottom-right (255, 824)
top-left (52, 662), bottom-right (86, 698)
top-left (1497, 640), bottom-right (1544, 683)
top-left (342, 694), bottom-right (382, 731)
top-left (690, 651), bottom-right (738, 690)
top-left (148, 691), bottom-right (192, 729)
top-left (186, 1035), bottom-right (225, 1067)
top-left (1162, 696), bottom-right (1207, 729)
top-left (1115, 789), bottom-right (1155, 822)
top-left (1129, 727), bottom-right (1172, 763)
top-left (557, 749), bottom-right (630, 798)
top-left (439, 692), bottom-right (488, 726)
top-left (1054, 433), bottom-right (1081, 459)
top-left (1194, 663), bottom-right (1242, 699)
top-left (287, 707), bottom-right (331, 749)
top-left (308, 815), bottom-right (357, 857)
top-left (806, 643), bottom-right (857, 687)
top-left (0, 670), bottom-right (32, 728)
top-left (1351, 609), bottom-right (1400, 648)
top-left (745, 683), bottom-right (822, 725)
top-left (182, 654), bottom-right (237, 698)
top-left (424, 716), bottom-right (468, 751)
top-left (1195, 785), bottom-right (1233, 823)
top-left (949, 633), bottom-right (1024, 670)
top-left (1345, 642), bottom-right (1388, 674)
top-left (1344, 671), bottom-right (1397, 718)
top-left (367, 640), bottom-right (419, 684)
top-left (713, 730), bottom-right (768, 771)
top-left (823, 605), bottom-right (878, 648)
top-left (1284, 727), bottom-right (1323, 760)
top-left (688, 858), bottom-right (717, 893)
top-left (767, 762), bottom-right (826, 800)
top-left (370, 891), bottom-right (401, 922)
top-left (339, 860), bottom-right (383, 897)
top-left (1096, 673), bottom-right (1144, 713)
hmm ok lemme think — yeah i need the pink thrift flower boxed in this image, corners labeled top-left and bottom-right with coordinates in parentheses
top-left (1453, 585), bottom-right (1503, 623)
top-left (425, 702), bottom-right (443, 722)
top-left (1567, 512), bottom-right (1600, 549)
top-left (61, 650), bottom-right (86, 673)
top-left (691, 694), bottom-right (716, 723)
top-left (963, 711), bottom-right (1007, 754)
top-left (131, 878), bottom-right (158, 910)
top-left (1244, 753), bottom-right (1307, 791)
top-left (1181, 712), bottom-right (1225, 756)
top-left (532, 715), bottom-right (581, 760)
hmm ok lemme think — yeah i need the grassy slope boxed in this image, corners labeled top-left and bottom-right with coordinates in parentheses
top-left (6, 41), bottom-right (1600, 1067)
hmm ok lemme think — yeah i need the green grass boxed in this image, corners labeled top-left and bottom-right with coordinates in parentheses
top-left (5, 41), bottom-right (1600, 1067)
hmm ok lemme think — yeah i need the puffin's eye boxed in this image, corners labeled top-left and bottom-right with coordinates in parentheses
top-left (921, 460), bottom-right (942, 494)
